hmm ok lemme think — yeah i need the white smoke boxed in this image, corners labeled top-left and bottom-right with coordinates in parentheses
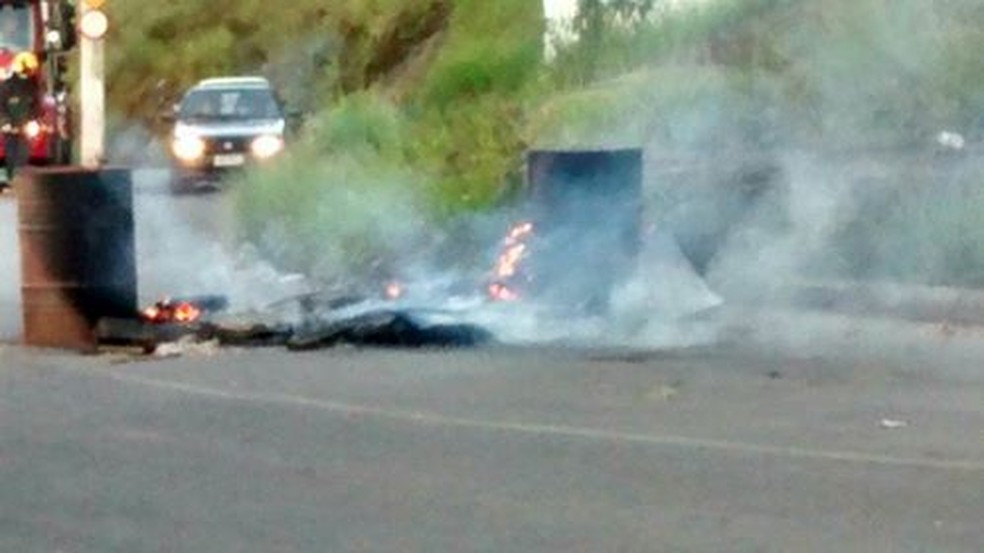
top-left (99, 0), bottom-right (984, 352)
top-left (133, 170), bottom-right (311, 314)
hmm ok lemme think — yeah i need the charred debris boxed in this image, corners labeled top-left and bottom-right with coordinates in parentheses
top-left (98, 149), bottom-right (648, 356)
top-left (96, 292), bottom-right (495, 355)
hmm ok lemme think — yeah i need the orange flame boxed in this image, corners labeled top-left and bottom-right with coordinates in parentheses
top-left (488, 221), bottom-right (534, 302)
top-left (488, 283), bottom-right (521, 302)
top-left (142, 298), bottom-right (204, 325)
top-left (385, 281), bottom-right (404, 301)
top-left (142, 305), bottom-right (161, 321)
top-left (173, 302), bottom-right (203, 324)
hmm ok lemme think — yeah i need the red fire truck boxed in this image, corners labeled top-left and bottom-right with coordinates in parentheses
top-left (0, 0), bottom-right (74, 177)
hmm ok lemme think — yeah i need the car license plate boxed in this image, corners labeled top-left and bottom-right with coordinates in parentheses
top-left (213, 154), bottom-right (245, 167)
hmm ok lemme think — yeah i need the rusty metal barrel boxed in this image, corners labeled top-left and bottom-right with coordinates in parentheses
top-left (17, 167), bottom-right (136, 351)
top-left (526, 149), bottom-right (643, 312)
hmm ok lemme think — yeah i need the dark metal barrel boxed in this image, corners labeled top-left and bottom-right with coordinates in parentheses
top-left (527, 149), bottom-right (643, 312)
top-left (17, 167), bottom-right (136, 351)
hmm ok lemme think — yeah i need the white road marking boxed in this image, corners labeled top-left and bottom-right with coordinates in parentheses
top-left (76, 366), bottom-right (984, 473)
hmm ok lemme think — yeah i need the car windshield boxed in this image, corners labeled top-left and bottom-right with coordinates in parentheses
top-left (179, 88), bottom-right (281, 121)
top-left (0, 5), bottom-right (34, 52)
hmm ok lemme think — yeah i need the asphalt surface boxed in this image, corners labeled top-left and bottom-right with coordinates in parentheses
top-left (3, 173), bottom-right (984, 551)
top-left (2, 341), bottom-right (984, 552)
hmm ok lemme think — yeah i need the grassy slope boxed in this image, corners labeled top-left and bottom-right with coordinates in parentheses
top-left (537, 0), bottom-right (984, 149)
top-left (107, 0), bottom-right (984, 285)
top-left (232, 0), bottom-right (543, 278)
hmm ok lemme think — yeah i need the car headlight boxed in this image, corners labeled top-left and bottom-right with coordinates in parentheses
top-left (172, 136), bottom-right (206, 162)
top-left (250, 135), bottom-right (284, 159)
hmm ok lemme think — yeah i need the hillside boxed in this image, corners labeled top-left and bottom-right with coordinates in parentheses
top-left (108, 0), bottom-right (984, 185)
top-left (105, 0), bottom-right (984, 285)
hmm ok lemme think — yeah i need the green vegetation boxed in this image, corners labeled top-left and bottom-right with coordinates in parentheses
top-left (107, 0), bottom-right (543, 278)
top-left (107, 0), bottom-right (984, 167)
top-left (106, 0), bottom-right (984, 284)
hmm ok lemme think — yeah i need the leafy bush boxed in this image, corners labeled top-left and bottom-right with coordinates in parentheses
top-left (236, 94), bottom-right (431, 281)
top-left (109, 0), bottom-right (984, 286)
top-left (226, 0), bottom-right (542, 276)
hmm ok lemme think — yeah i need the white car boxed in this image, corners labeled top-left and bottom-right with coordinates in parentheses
top-left (166, 76), bottom-right (293, 191)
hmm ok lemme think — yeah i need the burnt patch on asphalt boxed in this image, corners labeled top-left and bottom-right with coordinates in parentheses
top-left (287, 310), bottom-right (494, 351)
top-left (98, 294), bottom-right (495, 355)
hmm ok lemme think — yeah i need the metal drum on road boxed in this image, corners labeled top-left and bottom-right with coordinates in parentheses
top-left (526, 149), bottom-right (643, 312)
top-left (17, 167), bottom-right (136, 350)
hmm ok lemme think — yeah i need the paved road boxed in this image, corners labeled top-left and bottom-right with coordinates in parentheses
top-left (2, 340), bottom-right (984, 552)
top-left (4, 173), bottom-right (984, 551)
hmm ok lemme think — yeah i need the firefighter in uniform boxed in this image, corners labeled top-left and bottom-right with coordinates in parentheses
top-left (0, 52), bottom-right (39, 186)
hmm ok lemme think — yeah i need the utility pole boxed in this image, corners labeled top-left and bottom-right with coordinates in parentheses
top-left (78, 0), bottom-right (109, 168)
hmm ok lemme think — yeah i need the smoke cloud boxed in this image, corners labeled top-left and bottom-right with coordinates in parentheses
top-left (134, 170), bottom-right (312, 315)
top-left (514, 0), bottom-right (984, 348)
top-left (18, 0), bottom-right (972, 352)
